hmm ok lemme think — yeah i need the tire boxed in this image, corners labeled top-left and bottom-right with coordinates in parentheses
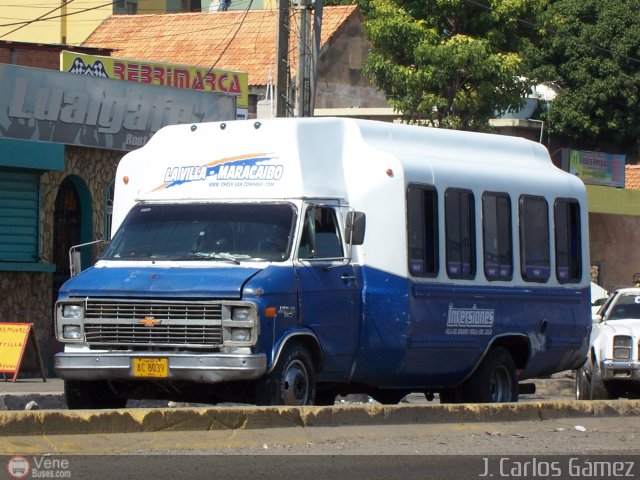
top-left (575, 364), bottom-right (591, 400)
top-left (64, 380), bottom-right (127, 410)
top-left (461, 347), bottom-right (518, 403)
top-left (589, 360), bottom-right (615, 400)
top-left (255, 342), bottom-right (316, 406)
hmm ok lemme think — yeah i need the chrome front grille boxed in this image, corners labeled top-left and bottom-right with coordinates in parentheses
top-left (84, 300), bottom-right (222, 321)
top-left (83, 299), bottom-right (223, 349)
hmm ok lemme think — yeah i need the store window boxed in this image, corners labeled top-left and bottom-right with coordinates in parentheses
top-left (0, 169), bottom-right (40, 262)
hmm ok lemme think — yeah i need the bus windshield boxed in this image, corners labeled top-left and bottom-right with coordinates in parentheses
top-left (103, 203), bottom-right (296, 262)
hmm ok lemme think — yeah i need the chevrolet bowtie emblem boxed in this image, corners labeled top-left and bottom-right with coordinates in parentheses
top-left (139, 317), bottom-right (161, 327)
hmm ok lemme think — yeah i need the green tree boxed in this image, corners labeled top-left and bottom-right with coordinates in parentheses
top-left (530, 0), bottom-right (640, 155)
top-left (358, 0), bottom-right (541, 130)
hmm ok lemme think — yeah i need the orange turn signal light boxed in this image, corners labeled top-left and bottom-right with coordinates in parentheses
top-left (264, 306), bottom-right (277, 318)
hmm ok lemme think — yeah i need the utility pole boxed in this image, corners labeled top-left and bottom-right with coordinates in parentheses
top-left (296, 0), bottom-right (312, 117)
top-left (275, 0), bottom-right (290, 117)
top-left (60, 0), bottom-right (68, 44)
top-left (309, 0), bottom-right (323, 117)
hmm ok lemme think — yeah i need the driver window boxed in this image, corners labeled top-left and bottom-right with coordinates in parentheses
top-left (299, 206), bottom-right (343, 259)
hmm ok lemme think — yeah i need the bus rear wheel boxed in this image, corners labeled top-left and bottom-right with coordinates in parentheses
top-left (462, 347), bottom-right (518, 403)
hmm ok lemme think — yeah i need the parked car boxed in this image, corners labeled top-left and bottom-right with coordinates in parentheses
top-left (576, 287), bottom-right (640, 399)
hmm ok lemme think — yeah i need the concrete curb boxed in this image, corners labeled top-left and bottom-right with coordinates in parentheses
top-left (1, 400), bottom-right (639, 437)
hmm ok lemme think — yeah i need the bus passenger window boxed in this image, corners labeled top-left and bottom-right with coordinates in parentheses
top-left (445, 189), bottom-right (475, 279)
top-left (482, 193), bottom-right (512, 280)
top-left (407, 185), bottom-right (438, 276)
top-left (519, 196), bottom-right (550, 282)
top-left (554, 199), bottom-right (581, 283)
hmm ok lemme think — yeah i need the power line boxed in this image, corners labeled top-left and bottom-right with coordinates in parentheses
top-left (193, 0), bottom-right (255, 89)
top-left (0, 0), bottom-right (258, 25)
top-left (0, 0), bottom-right (76, 39)
top-left (0, 1), bottom-right (114, 33)
top-left (0, 4), bottom-right (269, 49)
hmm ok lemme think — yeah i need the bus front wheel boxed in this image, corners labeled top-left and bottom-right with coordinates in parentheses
top-left (255, 342), bottom-right (317, 406)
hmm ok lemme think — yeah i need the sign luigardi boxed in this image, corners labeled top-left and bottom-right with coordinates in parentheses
top-left (0, 63), bottom-right (236, 151)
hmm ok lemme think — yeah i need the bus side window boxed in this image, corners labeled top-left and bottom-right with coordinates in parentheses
top-left (299, 206), bottom-right (343, 259)
top-left (554, 198), bottom-right (582, 283)
top-left (482, 192), bottom-right (513, 280)
top-left (445, 188), bottom-right (475, 279)
top-left (519, 195), bottom-right (550, 282)
top-left (407, 185), bottom-right (438, 276)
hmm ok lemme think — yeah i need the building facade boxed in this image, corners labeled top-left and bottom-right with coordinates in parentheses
top-left (0, 42), bottom-right (236, 376)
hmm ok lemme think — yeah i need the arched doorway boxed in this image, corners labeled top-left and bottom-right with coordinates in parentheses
top-left (52, 176), bottom-right (91, 301)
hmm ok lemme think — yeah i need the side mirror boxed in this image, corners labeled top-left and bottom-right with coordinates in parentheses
top-left (69, 249), bottom-right (82, 277)
top-left (68, 240), bottom-right (108, 277)
top-left (345, 211), bottom-right (366, 246)
top-left (592, 314), bottom-right (603, 324)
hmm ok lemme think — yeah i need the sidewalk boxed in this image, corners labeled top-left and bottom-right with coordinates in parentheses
top-left (0, 377), bottom-right (63, 394)
top-left (0, 377), bottom-right (65, 410)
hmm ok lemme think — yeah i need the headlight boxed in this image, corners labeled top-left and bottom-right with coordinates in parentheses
top-left (62, 304), bottom-right (83, 318)
top-left (56, 301), bottom-right (85, 343)
top-left (222, 304), bottom-right (257, 347)
top-left (63, 325), bottom-right (82, 340)
top-left (613, 336), bottom-right (632, 347)
top-left (230, 327), bottom-right (252, 342)
top-left (613, 335), bottom-right (632, 359)
top-left (232, 307), bottom-right (252, 322)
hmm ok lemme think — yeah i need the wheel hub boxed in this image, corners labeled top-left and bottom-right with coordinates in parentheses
top-left (281, 359), bottom-right (309, 405)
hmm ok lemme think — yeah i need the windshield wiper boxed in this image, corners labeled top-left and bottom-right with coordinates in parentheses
top-left (183, 252), bottom-right (241, 264)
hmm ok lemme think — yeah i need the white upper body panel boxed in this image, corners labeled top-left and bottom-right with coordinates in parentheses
top-left (112, 117), bottom-right (588, 285)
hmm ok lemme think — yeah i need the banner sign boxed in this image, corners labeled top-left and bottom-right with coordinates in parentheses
top-left (61, 51), bottom-right (249, 120)
top-left (0, 63), bottom-right (236, 151)
top-left (0, 323), bottom-right (32, 382)
top-left (566, 149), bottom-right (626, 188)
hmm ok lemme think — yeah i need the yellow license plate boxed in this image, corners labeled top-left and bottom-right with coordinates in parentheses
top-left (133, 358), bottom-right (168, 378)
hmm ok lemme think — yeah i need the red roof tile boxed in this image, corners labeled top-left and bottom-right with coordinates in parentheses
top-left (83, 6), bottom-right (359, 87)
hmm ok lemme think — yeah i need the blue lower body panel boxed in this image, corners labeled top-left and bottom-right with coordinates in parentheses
top-left (351, 267), bottom-right (590, 389)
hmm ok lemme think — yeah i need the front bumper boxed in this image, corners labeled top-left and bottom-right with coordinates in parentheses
top-left (54, 351), bottom-right (267, 383)
top-left (601, 359), bottom-right (640, 382)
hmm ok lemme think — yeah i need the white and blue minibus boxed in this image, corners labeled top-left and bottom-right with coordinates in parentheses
top-left (54, 117), bottom-right (591, 407)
